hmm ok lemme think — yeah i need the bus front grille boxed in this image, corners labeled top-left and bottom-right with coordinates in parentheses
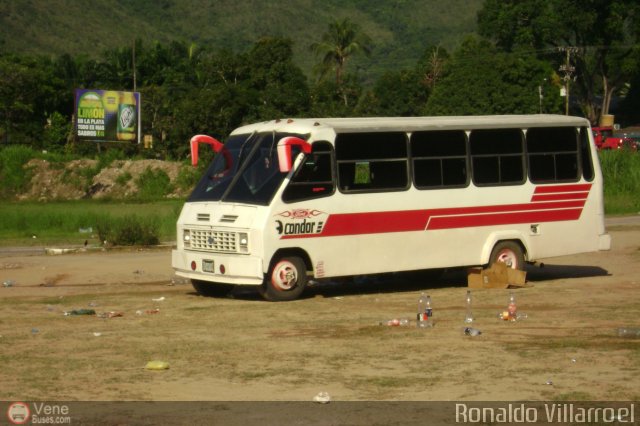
top-left (190, 230), bottom-right (238, 253)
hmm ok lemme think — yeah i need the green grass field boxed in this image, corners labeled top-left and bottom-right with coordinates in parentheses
top-left (0, 200), bottom-right (183, 247)
top-left (599, 150), bottom-right (640, 215)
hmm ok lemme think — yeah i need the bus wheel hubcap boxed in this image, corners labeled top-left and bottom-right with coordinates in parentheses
top-left (496, 250), bottom-right (517, 268)
top-left (272, 261), bottom-right (297, 291)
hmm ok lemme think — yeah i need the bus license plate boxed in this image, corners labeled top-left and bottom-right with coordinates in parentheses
top-left (202, 259), bottom-right (215, 273)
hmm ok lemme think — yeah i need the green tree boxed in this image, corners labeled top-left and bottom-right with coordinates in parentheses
top-left (244, 37), bottom-right (310, 120)
top-left (477, 0), bottom-right (557, 51)
top-left (365, 69), bottom-right (426, 116)
top-left (0, 54), bottom-right (57, 146)
top-left (309, 76), bottom-right (364, 117)
top-left (417, 46), bottom-right (451, 92)
top-left (361, 45), bottom-right (450, 117)
top-left (478, 0), bottom-right (640, 123)
top-left (425, 37), bottom-right (562, 116)
top-left (43, 111), bottom-right (71, 153)
top-left (554, 0), bottom-right (640, 121)
top-left (310, 18), bottom-right (373, 106)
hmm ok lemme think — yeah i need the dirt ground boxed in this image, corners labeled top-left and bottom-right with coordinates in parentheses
top-left (1, 219), bottom-right (639, 405)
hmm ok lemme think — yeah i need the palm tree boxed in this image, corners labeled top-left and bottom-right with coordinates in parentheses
top-left (310, 18), bottom-right (373, 87)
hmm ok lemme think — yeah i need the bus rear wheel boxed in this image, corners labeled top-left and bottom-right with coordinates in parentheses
top-left (489, 241), bottom-right (525, 270)
top-left (260, 256), bottom-right (308, 301)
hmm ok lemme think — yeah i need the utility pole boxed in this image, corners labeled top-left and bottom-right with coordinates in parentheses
top-left (558, 47), bottom-right (578, 115)
top-left (132, 40), bottom-right (137, 92)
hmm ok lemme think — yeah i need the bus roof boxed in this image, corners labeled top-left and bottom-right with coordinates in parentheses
top-left (230, 115), bottom-right (590, 136)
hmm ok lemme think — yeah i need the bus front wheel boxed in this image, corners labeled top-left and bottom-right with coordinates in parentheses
top-left (489, 241), bottom-right (525, 270)
top-left (261, 257), bottom-right (308, 301)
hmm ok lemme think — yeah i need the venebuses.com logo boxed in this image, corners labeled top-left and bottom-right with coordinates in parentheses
top-left (6, 402), bottom-right (71, 425)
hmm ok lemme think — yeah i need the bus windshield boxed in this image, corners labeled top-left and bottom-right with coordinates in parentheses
top-left (188, 132), bottom-right (304, 205)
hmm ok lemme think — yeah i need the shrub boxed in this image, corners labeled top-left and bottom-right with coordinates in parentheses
top-left (175, 164), bottom-right (200, 191)
top-left (96, 214), bottom-right (160, 246)
top-left (116, 171), bottom-right (133, 185)
top-left (97, 148), bottom-right (126, 170)
top-left (0, 145), bottom-right (37, 198)
top-left (135, 167), bottom-right (173, 200)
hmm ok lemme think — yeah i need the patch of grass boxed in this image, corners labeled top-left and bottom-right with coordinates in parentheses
top-left (0, 200), bottom-right (182, 245)
top-left (135, 167), bottom-right (174, 200)
top-left (175, 164), bottom-right (200, 191)
top-left (0, 145), bottom-right (36, 198)
top-left (599, 150), bottom-right (640, 214)
top-left (96, 214), bottom-right (160, 246)
top-left (60, 167), bottom-right (88, 190)
top-left (116, 171), bottom-right (133, 185)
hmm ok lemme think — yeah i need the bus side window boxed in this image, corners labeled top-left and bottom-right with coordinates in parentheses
top-left (527, 127), bottom-right (579, 183)
top-left (282, 141), bottom-right (335, 203)
top-left (336, 132), bottom-right (408, 192)
top-left (411, 130), bottom-right (468, 189)
top-left (470, 129), bottom-right (524, 186)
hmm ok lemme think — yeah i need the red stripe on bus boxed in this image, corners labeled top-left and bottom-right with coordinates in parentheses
top-left (281, 200), bottom-right (587, 239)
top-left (531, 192), bottom-right (589, 202)
top-left (419, 200), bottom-right (585, 217)
top-left (320, 210), bottom-right (429, 236)
top-left (533, 183), bottom-right (592, 194)
top-left (426, 209), bottom-right (583, 230)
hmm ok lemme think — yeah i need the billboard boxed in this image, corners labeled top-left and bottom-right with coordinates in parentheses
top-left (75, 89), bottom-right (141, 143)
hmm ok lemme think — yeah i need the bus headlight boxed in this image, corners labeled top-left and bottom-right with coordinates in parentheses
top-left (239, 232), bottom-right (249, 253)
top-left (183, 229), bottom-right (191, 248)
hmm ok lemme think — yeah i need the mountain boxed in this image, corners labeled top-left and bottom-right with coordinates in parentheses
top-left (0, 0), bottom-right (483, 77)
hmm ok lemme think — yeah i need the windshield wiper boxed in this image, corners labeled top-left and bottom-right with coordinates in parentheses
top-left (220, 132), bottom-right (258, 202)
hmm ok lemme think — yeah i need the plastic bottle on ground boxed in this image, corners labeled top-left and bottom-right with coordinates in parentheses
top-left (424, 295), bottom-right (434, 327)
top-left (465, 290), bottom-right (474, 323)
top-left (507, 292), bottom-right (517, 321)
top-left (417, 292), bottom-right (427, 327)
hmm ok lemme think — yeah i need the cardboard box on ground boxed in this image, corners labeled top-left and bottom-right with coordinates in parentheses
top-left (467, 262), bottom-right (528, 289)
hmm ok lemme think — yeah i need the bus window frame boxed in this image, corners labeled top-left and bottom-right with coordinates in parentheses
top-left (526, 126), bottom-right (581, 184)
top-left (282, 141), bottom-right (336, 203)
top-left (336, 131), bottom-right (410, 194)
top-left (469, 128), bottom-right (526, 187)
top-left (410, 129), bottom-right (470, 190)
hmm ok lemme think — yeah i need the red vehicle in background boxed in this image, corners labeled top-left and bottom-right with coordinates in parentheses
top-left (592, 126), bottom-right (638, 151)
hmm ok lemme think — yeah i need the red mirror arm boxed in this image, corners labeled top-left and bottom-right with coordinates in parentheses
top-left (190, 134), bottom-right (225, 167)
top-left (277, 136), bottom-right (312, 173)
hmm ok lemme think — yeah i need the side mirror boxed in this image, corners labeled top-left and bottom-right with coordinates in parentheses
top-left (277, 136), bottom-right (312, 173)
top-left (190, 134), bottom-right (224, 167)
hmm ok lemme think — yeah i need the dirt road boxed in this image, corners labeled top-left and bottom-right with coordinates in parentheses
top-left (1, 218), bottom-right (639, 404)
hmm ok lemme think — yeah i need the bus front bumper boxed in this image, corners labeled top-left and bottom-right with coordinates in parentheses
top-left (172, 249), bottom-right (264, 285)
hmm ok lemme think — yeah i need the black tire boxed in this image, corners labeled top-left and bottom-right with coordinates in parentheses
top-left (260, 256), bottom-right (308, 301)
top-left (489, 241), bottom-right (525, 270)
top-left (191, 279), bottom-right (234, 297)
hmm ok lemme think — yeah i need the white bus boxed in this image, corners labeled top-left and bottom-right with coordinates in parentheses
top-left (172, 115), bottom-right (611, 301)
